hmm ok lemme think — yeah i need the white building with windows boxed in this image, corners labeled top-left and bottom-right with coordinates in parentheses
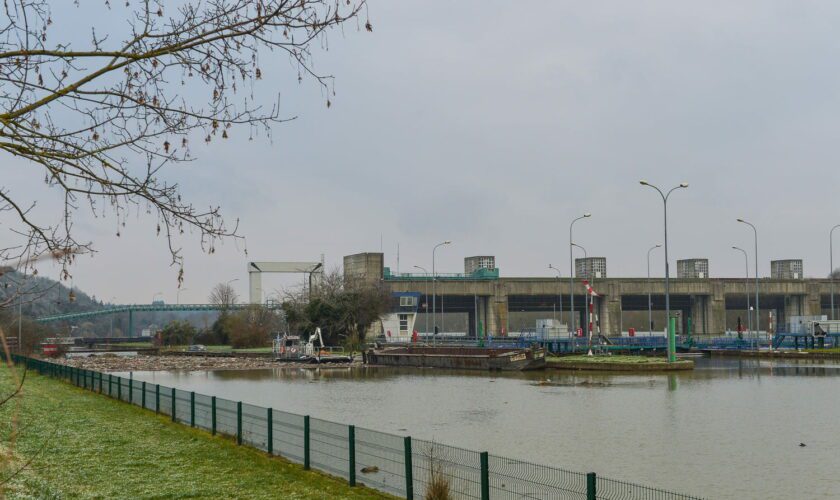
top-left (380, 292), bottom-right (420, 342)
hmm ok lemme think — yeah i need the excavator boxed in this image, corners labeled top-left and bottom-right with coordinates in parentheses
top-left (273, 327), bottom-right (353, 364)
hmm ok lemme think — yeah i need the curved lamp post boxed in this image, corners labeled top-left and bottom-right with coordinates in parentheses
top-left (737, 218), bottom-right (759, 350)
top-left (569, 214), bottom-right (591, 337)
top-left (432, 241), bottom-right (451, 342)
top-left (548, 264), bottom-right (563, 329)
top-left (732, 246), bottom-right (752, 338)
top-left (647, 244), bottom-right (662, 336)
top-left (414, 265), bottom-right (430, 336)
top-left (640, 180), bottom-right (688, 363)
top-left (831, 225), bottom-right (840, 321)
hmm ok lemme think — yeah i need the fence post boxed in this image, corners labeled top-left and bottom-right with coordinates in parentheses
top-left (404, 436), bottom-right (413, 500)
top-left (267, 408), bottom-right (273, 455)
top-left (117, 376), bottom-right (122, 401)
top-left (236, 402), bottom-right (243, 445)
top-left (108, 374), bottom-right (113, 396)
top-left (349, 425), bottom-right (356, 487)
top-left (155, 384), bottom-right (160, 414)
top-left (99, 372), bottom-right (103, 394)
top-left (171, 387), bottom-right (176, 422)
top-left (190, 392), bottom-right (195, 428)
top-left (142, 381), bottom-right (146, 409)
top-left (129, 377), bottom-right (133, 403)
top-left (304, 415), bottom-right (310, 470)
top-left (211, 396), bottom-right (217, 435)
top-left (480, 451), bottom-right (489, 500)
top-left (587, 472), bottom-right (596, 500)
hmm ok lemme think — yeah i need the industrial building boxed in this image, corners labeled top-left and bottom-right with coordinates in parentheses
top-left (771, 259), bottom-right (803, 280)
top-left (677, 259), bottom-right (709, 279)
top-left (575, 257), bottom-right (607, 279)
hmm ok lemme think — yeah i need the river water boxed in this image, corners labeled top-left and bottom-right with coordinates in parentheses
top-left (121, 357), bottom-right (840, 499)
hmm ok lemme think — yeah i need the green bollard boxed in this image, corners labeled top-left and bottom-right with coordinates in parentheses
top-left (668, 317), bottom-right (677, 363)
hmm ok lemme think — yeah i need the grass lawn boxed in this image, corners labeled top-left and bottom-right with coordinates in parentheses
top-left (0, 365), bottom-right (392, 500)
top-left (802, 346), bottom-right (840, 354)
top-left (547, 354), bottom-right (667, 364)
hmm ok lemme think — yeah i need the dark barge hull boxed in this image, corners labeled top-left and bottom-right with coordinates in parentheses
top-left (366, 346), bottom-right (545, 371)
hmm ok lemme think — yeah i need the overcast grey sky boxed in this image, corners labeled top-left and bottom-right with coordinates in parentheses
top-left (8, 1), bottom-right (840, 304)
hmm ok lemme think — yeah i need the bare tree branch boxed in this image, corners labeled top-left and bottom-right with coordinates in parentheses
top-left (0, 0), bottom-right (370, 283)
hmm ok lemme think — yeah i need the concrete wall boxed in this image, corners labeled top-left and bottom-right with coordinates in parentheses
top-left (343, 253), bottom-right (384, 284)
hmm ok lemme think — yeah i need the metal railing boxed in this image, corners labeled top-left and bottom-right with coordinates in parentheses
top-left (7, 354), bottom-right (705, 500)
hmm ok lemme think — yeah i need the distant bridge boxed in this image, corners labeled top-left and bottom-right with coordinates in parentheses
top-left (35, 303), bottom-right (278, 337)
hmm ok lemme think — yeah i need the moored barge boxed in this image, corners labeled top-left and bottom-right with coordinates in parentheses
top-left (366, 346), bottom-right (545, 371)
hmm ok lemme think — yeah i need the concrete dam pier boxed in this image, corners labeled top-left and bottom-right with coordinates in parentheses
top-left (345, 252), bottom-right (834, 337)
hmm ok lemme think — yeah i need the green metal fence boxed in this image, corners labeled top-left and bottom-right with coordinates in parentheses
top-left (7, 355), bottom-right (704, 500)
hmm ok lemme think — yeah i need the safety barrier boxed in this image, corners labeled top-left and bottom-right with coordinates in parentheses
top-left (6, 354), bottom-right (704, 500)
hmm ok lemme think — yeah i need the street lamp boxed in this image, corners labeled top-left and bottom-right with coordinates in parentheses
top-left (647, 244), bottom-right (662, 336)
top-left (432, 241), bottom-right (451, 342)
top-left (569, 213), bottom-right (591, 337)
top-left (737, 218), bottom-right (759, 350)
top-left (640, 180), bottom-right (688, 363)
top-left (732, 246), bottom-right (752, 339)
top-left (572, 243), bottom-right (588, 340)
top-left (414, 265), bottom-right (430, 336)
top-left (831, 225), bottom-right (840, 321)
top-left (548, 265), bottom-right (563, 328)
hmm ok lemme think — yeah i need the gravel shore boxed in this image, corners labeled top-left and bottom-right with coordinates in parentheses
top-left (54, 354), bottom-right (356, 372)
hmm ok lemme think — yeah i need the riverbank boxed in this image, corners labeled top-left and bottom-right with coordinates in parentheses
top-left (0, 364), bottom-right (391, 500)
top-left (547, 355), bottom-right (695, 371)
top-left (53, 354), bottom-right (358, 372)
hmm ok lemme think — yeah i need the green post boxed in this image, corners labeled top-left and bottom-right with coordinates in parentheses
top-left (142, 381), bottom-right (146, 409)
top-left (117, 376), bottom-right (122, 401)
top-left (304, 416), bottom-right (311, 470)
top-left (236, 402), bottom-right (243, 445)
top-left (171, 388), bottom-right (176, 422)
top-left (190, 392), bottom-right (195, 428)
top-left (348, 425), bottom-right (356, 486)
top-left (129, 377), bottom-right (133, 403)
top-left (586, 472), bottom-right (596, 500)
top-left (668, 316), bottom-right (677, 363)
top-left (404, 436), bottom-right (414, 500)
top-left (480, 451), bottom-right (489, 500)
top-left (211, 396), bottom-right (217, 435)
top-left (99, 372), bottom-right (103, 394)
top-left (267, 408), bottom-right (274, 454)
top-left (108, 374), bottom-right (113, 396)
top-left (155, 384), bottom-right (160, 414)
top-left (82, 369), bottom-right (87, 389)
